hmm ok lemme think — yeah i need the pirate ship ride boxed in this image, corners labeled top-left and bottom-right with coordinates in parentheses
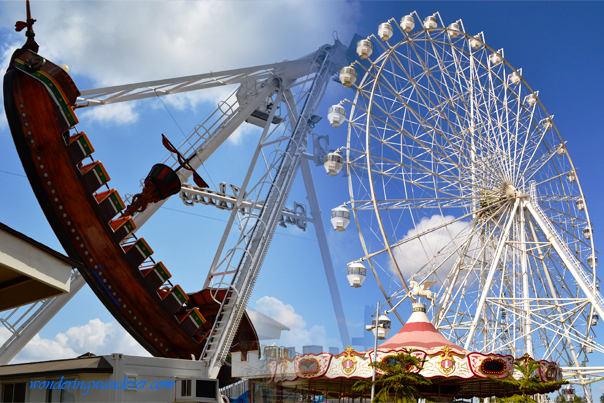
top-left (3, 1), bottom-right (258, 368)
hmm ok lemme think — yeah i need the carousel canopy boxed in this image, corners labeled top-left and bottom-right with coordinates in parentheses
top-left (375, 303), bottom-right (467, 355)
top-left (232, 302), bottom-right (564, 401)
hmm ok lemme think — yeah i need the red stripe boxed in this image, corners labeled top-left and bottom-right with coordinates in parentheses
top-left (379, 339), bottom-right (462, 350)
top-left (398, 322), bottom-right (438, 333)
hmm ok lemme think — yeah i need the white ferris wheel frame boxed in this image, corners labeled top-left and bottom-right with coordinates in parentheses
top-left (338, 10), bottom-right (600, 400)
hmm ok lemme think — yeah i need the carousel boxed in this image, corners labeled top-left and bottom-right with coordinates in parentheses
top-left (232, 286), bottom-right (564, 402)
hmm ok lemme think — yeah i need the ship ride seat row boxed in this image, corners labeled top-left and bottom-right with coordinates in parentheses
top-left (64, 128), bottom-right (208, 341)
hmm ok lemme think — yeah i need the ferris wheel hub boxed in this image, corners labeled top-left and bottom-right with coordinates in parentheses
top-left (505, 184), bottom-right (517, 199)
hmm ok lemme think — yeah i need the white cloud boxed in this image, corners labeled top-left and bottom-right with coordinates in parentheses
top-left (1, 1), bottom-right (360, 131)
top-left (392, 214), bottom-right (471, 282)
top-left (2, 319), bottom-right (150, 364)
top-left (0, 1), bottom-right (360, 87)
top-left (78, 102), bottom-right (139, 126)
top-left (254, 296), bottom-right (327, 353)
top-left (0, 38), bottom-right (23, 131)
top-left (228, 122), bottom-right (262, 145)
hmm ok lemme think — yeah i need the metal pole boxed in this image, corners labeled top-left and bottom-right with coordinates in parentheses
top-left (519, 202), bottom-right (533, 356)
top-left (371, 301), bottom-right (379, 402)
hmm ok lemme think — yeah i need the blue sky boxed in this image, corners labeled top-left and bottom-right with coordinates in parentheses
top-left (1, 0), bottom-right (604, 396)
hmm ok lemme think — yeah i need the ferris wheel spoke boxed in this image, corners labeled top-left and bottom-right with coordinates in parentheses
top-left (433, 207), bottom-right (516, 332)
top-left (348, 141), bottom-right (500, 199)
top-left (519, 143), bottom-right (560, 185)
top-left (363, 60), bottom-right (478, 174)
top-left (425, 42), bottom-right (506, 178)
top-left (435, 241), bottom-right (474, 327)
top-left (532, 170), bottom-right (576, 188)
top-left (375, 53), bottom-right (488, 182)
top-left (350, 196), bottom-right (480, 211)
top-left (408, 218), bottom-right (490, 285)
top-left (360, 200), bottom-right (509, 262)
top-left (348, 160), bottom-right (470, 201)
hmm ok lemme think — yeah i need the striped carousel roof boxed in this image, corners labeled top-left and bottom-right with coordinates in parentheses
top-left (374, 303), bottom-right (468, 355)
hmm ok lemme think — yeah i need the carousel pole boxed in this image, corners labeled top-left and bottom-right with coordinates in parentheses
top-left (366, 301), bottom-right (391, 402)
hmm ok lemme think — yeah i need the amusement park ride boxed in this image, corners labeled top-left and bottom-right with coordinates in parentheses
top-left (2, 0), bottom-right (352, 380)
top-left (1, 2), bottom-right (603, 401)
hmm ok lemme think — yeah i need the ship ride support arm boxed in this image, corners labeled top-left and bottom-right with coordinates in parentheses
top-left (132, 82), bottom-right (276, 230)
top-left (0, 272), bottom-right (85, 364)
top-left (201, 45), bottom-right (343, 378)
top-left (75, 58), bottom-right (313, 108)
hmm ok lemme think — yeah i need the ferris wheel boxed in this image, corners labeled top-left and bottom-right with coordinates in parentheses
top-left (327, 11), bottom-right (600, 396)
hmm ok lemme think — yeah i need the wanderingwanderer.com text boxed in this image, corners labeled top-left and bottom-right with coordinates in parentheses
top-left (29, 376), bottom-right (174, 395)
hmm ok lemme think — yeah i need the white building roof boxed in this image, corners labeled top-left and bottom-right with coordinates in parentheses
top-left (0, 222), bottom-right (77, 311)
top-left (246, 309), bottom-right (290, 340)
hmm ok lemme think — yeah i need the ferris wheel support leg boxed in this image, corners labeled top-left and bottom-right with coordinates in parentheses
top-left (519, 205), bottom-right (534, 357)
top-left (527, 219), bottom-right (584, 369)
top-left (299, 157), bottom-right (351, 348)
top-left (282, 86), bottom-right (351, 348)
top-left (465, 199), bottom-right (519, 350)
top-left (524, 201), bottom-right (604, 320)
top-left (0, 273), bottom-right (86, 364)
top-left (132, 82), bottom-right (276, 230)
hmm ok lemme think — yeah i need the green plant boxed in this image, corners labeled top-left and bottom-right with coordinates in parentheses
top-left (490, 354), bottom-right (567, 403)
top-left (352, 349), bottom-right (433, 403)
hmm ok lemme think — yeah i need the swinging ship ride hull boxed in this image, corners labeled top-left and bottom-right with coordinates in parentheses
top-left (4, 46), bottom-right (258, 365)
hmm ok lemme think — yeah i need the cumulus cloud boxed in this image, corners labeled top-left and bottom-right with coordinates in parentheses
top-left (392, 214), bottom-right (472, 282)
top-left (228, 122), bottom-right (262, 146)
top-left (254, 296), bottom-right (327, 354)
top-left (2, 319), bottom-right (149, 364)
top-left (1, 0), bottom-right (360, 127)
top-left (0, 2), bottom-right (360, 86)
top-left (78, 102), bottom-right (139, 126)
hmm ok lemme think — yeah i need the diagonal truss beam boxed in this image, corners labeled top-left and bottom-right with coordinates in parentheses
top-left (75, 58), bottom-right (313, 108)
